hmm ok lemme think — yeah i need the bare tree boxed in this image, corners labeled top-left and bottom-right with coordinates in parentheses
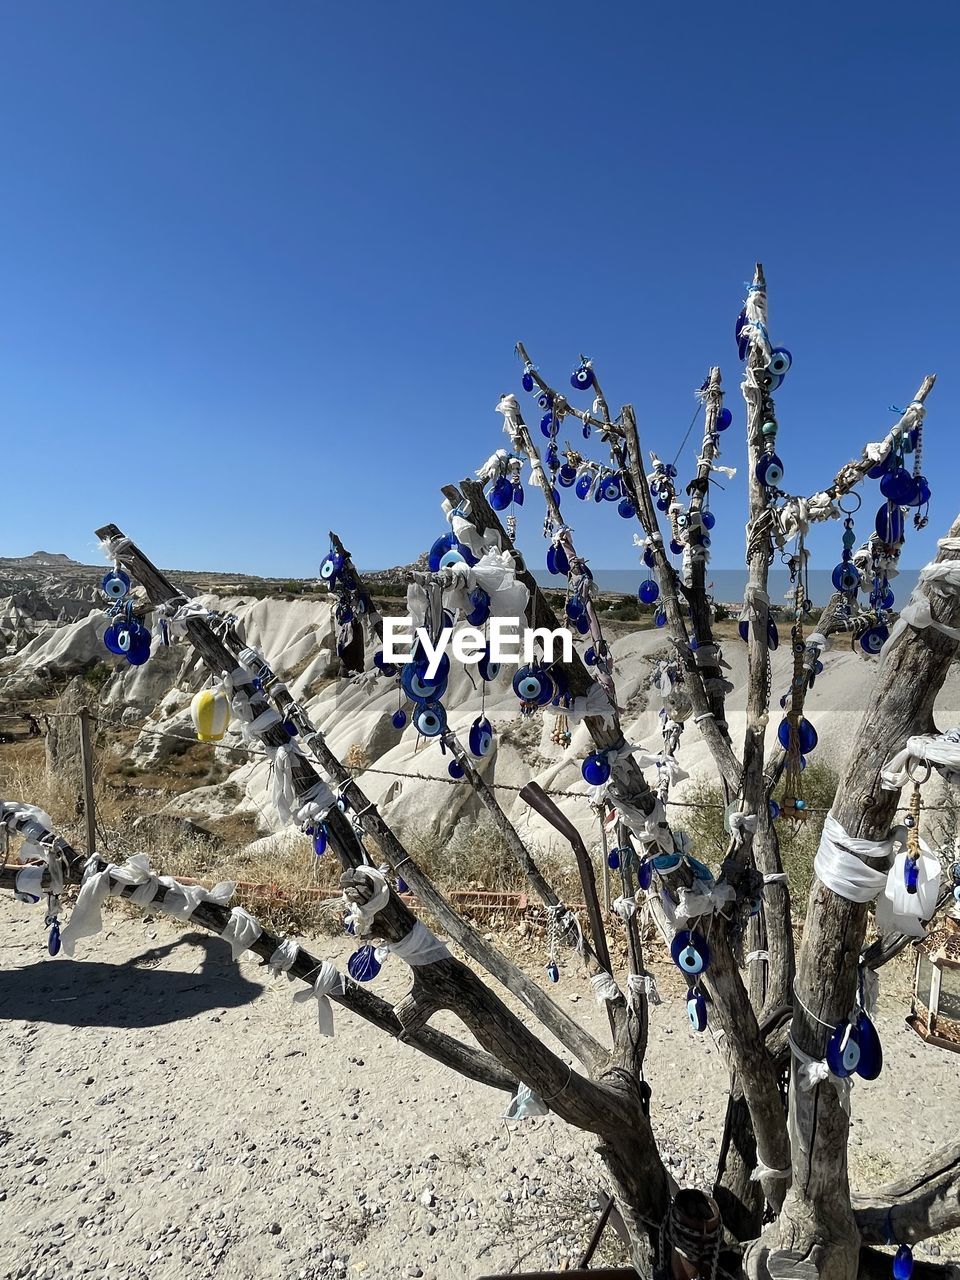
top-left (5, 264), bottom-right (959, 1280)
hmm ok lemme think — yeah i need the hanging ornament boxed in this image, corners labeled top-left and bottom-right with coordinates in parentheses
top-left (638, 580), bottom-right (660, 605)
top-left (512, 663), bottom-right (555, 709)
top-left (313, 825), bottom-right (328, 856)
top-left (570, 362), bottom-right (595, 392)
top-left (414, 702), bottom-right (447, 738)
top-left (319, 550), bottom-right (345, 584)
top-left (581, 751), bottom-right (611, 786)
top-left (671, 930), bottom-right (711, 977)
top-left (767, 347), bottom-right (792, 377)
top-left (893, 1245), bottom-right (914, 1280)
top-left (190, 687), bottom-right (232, 743)
top-left (448, 760), bottom-right (465, 779)
top-left (687, 988), bottom-right (708, 1032)
top-left (391, 708), bottom-right (407, 730)
top-left (347, 944), bottom-right (382, 982)
top-left (468, 716), bottom-right (494, 758)
top-left (101, 569), bottom-right (130, 600)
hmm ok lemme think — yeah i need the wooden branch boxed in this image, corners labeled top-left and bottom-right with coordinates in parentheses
top-left (854, 1137), bottom-right (960, 1244)
top-left (95, 524), bottom-right (626, 1101)
top-left (779, 511), bottom-right (958, 1263)
top-left (859, 1249), bottom-right (960, 1280)
top-left (515, 340), bottom-right (618, 439)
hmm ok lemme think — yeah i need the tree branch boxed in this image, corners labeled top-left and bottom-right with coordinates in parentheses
top-left (854, 1138), bottom-right (960, 1245)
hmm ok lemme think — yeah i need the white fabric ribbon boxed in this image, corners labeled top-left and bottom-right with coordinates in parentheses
top-left (293, 779), bottom-right (337, 828)
top-left (612, 896), bottom-right (637, 920)
top-left (503, 1082), bottom-right (549, 1120)
top-left (270, 742), bottom-right (302, 825)
top-left (813, 815), bottom-right (891, 904)
top-left (628, 972), bottom-right (661, 1005)
top-left (590, 971), bottom-right (622, 1004)
top-left (751, 1161), bottom-right (792, 1183)
top-left (495, 394), bottom-right (526, 451)
top-left (387, 920), bottom-right (450, 966)
top-left (221, 906), bottom-right (262, 960)
top-left (268, 939), bottom-right (300, 977)
top-left (14, 864), bottom-right (44, 903)
top-left (441, 498), bottom-right (501, 557)
top-left (343, 866), bottom-right (391, 934)
top-left (881, 544), bottom-right (960, 655)
top-left (542, 680), bottom-right (616, 728)
top-left (789, 1033), bottom-right (851, 1116)
top-left (633, 751), bottom-right (689, 787)
top-left (293, 961), bottom-right (343, 1037)
top-left (881, 730), bottom-right (960, 789)
top-left (729, 812), bottom-right (758, 849)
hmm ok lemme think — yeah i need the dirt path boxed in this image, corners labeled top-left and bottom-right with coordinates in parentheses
top-left (0, 898), bottom-right (956, 1279)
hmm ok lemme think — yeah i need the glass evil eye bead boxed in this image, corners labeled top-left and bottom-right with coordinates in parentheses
top-left (546, 960), bottom-right (560, 983)
top-left (546, 543), bottom-right (570, 576)
top-left (826, 1020), bottom-right (860, 1078)
top-left (489, 476), bottom-right (514, 510)
top-left (767, 347), bottom-right (792, 377)
top-left (512, 482), bottom-right (524, 506)
top-left (607, 848), bottom-right (621, 871)
top-left (671, 930), bottom-right (711, 977)
top-left (48, 921), bottom-right (61, 956)
top-left (319, 551), bottom-right (344, 583)
top-left (880, 467), bottom-right (919, 506)
top-left (598, 474), bottom-right (621, 502)
top-left (584, 646), bottom-right (597, 666)
top-left (347, 944), bottom-right (382, 983)
top-left (468, 716), bottom-right (494, 758)
top-left (313, 826), bottom-right (328, 856)
top-left (855, 1010), bottom-right (883, 1080)
top-left (540, 412), bottom-right (557, 439)
top-left (467, 587), bottom-right (491, 626)
top-left (904, 856), bottom-right (920, 895)
top-left (125, 626), bottom-right (152, 666)
top-left (373, 650), bottom-right (398, 678)
top-left (102, 623), bottom-right (125, 655)
top-left (575, 472), bottom-right (594, 501)
top-left (777, 716), bottom-right (818, 754)
top-left (875, 502), bottom-right (905, 545)
top-left (513, 664), bottom-right (554, 705)
top-left (832, 562), bottom-right (861, 593)
top-left (618, 498), bottom-right (636, 519)
top-left (756, 452), bottom-right (784, 488)
top-left (909, 476), bottom-right (932, 507)
top-left (637, 858), bottom-right (653, 890)
top-left (521, 370), bottom-right (535, 394)
top-left (478, 650), bottom-right (501, 682)
top-left (537, 390), bottom-right (553, 411)
top-left (428, 533), bottom-right (457, 572)
top-left (570, 364), bottom-right (595, 391)
top-left (687, 989), bottom-right (707, 1033)
top-left (101, 569), bottom-right (130, 600)
top-left (716, 407), bottom-right (733, 432)
top-left (642, 546), bottom-right (656, 570)
top-left (391, 709), bottom-right (407, 730)
top-left (637, 580), bottom-right (660, 605)
top-left (448, 760), bottom-right (465, 780)
top-left (702, 510), bottom-right (716, 530)
top-left (557, 463), bottom-right (577, 487)
top-left (401, 659), bottom-right (448, 702)
top-left (654, 605), bottom-right (667, 628)
top-left (581, 751), bottom-right (611, 786)
top-left (414, 702), bottom-right (447, 738)
top-left (566, 594), bottom-right (585, 621)
top-left (893, 1246), bottom-right (914, 1280)
top-left (859, 624), bottom-right (889, 654)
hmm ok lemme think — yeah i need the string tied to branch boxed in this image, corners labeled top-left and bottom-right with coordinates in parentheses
top-left (788, 1032), bottom-right (852, 1116)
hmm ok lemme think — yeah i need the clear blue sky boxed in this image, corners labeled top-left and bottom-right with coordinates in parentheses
top-left (1, 2), bottom-right (957, 581)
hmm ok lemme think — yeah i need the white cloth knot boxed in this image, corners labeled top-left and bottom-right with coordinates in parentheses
top-left (221, 906), bottom-right (262, 961)
top-left (293, 961), bottom-right (343, 1037)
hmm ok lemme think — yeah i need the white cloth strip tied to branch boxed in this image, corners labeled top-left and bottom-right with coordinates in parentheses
top-left (343, 866), bottom-right (391, 935)
top-left (613, 795), bottom-right (673, 853)
top-left (590, 971), bottom-right (622, 1005)
top-left (789, 1032), bottom-right (852, 1116)
top-left (387, 920), bottom-right (450, 966)
top-left (441, 497), bottom-right (501, 558)
top-left (777, 493), bottom-right (838, 543)
top-left (495, 393), bottom-right (526, 453)
top-left (268, 939), bottom-right (300, 978)
top-left (427, 547), bottom-right (530, 622)
top-left (881, 541), bottom-right (960, 656)
top-left (628, 972), bottom-right (660, 1005)
top-left (503, 1082), bottom-right (549, 1120)
top-left (633, 751), bottom-right (689, 788)
top-left (750, 1161), bottom-right (792, 1184)
top-left (880, 729), bottom-right (960, 789)
top-left (293, 779), bottom-right (337, 828)
top-left (612, 896), bottom-right (637, 921)
top-left (293, 961), bottom-right (344, 1038)
top-left (666, 881), bottom-right (737, 928)
top-left (729, 812), bottom-right (758, 849)
top-left (542, 680), bottom-right (617, 729)
top-left (813, 815), bottom-right (892, 904)
top-left (221, 906), bottom-right (262, 960)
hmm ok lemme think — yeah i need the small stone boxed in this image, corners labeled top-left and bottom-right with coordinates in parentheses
top-left (268, 1223), bottom-right (282, 1235)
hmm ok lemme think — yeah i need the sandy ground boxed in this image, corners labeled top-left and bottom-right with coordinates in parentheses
top-left (1, 897), bottom-right (958, 1280)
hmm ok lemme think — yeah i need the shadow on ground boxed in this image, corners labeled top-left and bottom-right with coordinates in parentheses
top-left (0, 932), bottom-right (264, 1026)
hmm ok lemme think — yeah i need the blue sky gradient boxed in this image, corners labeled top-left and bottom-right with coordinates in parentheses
top-left (1, 2), bottom-right (957, 585)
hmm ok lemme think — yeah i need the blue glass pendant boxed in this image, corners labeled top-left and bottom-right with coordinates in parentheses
top-left (756, 453), bottom-right (785, 487)
top-left (880, 468), bottom-right (919, 506)
top-left (319, 551), bottom-right (344, 583)
top-left (768, 619), bottom-right (779, 650)
top-left (904, 857), bottom-right (920, 895)
top-left (669, 538), bottom-right (684, 555)
top-left (832, 562), bottom-right (861, 593)
top-left (638, 580), bottom-right (660, 605)
top-left (738, 620), bottom-right (749, 642)
top-left (101, 569), bottom-right (130, 600)
top-left (687, 989), bottom-right (708, 1032)
top-left (584, 646), bottom-right (597, 666)
top-left (876, 502), bottom-right (905, 545)
top-left (126, 629), bottom-right (152, 666)
top-left (397, 876), bottom-right (409, 894)
top-left (637, 859), bottom-right (652, 890)
top-left (547, 543), bottom-right (570, 577)
top-left (575, 472), bottom-right (594, 500)
top-left (313, 826), bottom-right (328, 856)
top-left (826, 1020), bottom-right (860, 1077)
top-left (415, 702), bottom-right (447, 737)
top-left (769, 799), bottom-right (781, 820)
top-left (653, 852), bottom-right (682, 874)
top-left (468, 716), bottom-right (494, 757)
top-left (489, 476), bottom-right (514, 510)
top-left (347, 944), bottom-right (382, 983)
top-left (391, 709), bottom-right (407, 730)
top-left (654, 605), bottom-right (667, 628)
top-left (448, 760), bottom-right (465, 779)
top-left (566, 595), bottom-right (585, 621)
top-left (571, 365), bottom-right (595, 391)
top-left (618, 498), bottom-right (636, 519)
top-left (513, 482), bottom-right (524, 506)
top-left (581, 751), bottom-right (611, 786)
top-left (716, 407), bottom-right (732, 432)
top-left (467, 587), bottom-right (491, 626)
top-left (671, 930), bottom-right (711, 977)
top-left (768, 347), bottom-right (792, 376)
top-left (478, 650), bottom-right (501, 682)
top-left (607, 848), bottom-right (621, 871)
top-left (540, 412), bottom-right (556, 438)
top-left (642, 547), bottom-right (656, 570)
top-left (522, 371), bottom-right (535, 393)
top-left (575, 615), bottom-right (590, 635)
top-left (855, 1011), bottom-right (883, 1079)
top-left (893, 1245), bottom-right (914, 1280)
top-left (48, 921), bottom-right (61, 956)
top-left (538, 390), bottom-right (553, 411)
top-left (777, 716), bottom-right (818, 754)
top-left (860, 625), bottom-right (889, 655)
top-left (513, 664), bottom-right (554, 704)
top-left (103, 623), bottom-right (124, 655)
top-left (558, 463), bottom-right (576, 487)
top-left (428, 533), bottom-right (457, 572)
top-left (867, 458), bottom-right (891, 479)
top-left (546, 960), bottom-right (560, 983)
top-left (401, 664), bottom-right (445, 704)
top-left (702, 510), bottom-right (716, 530)
top-left (599, 475), bottom-right (621, 502)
